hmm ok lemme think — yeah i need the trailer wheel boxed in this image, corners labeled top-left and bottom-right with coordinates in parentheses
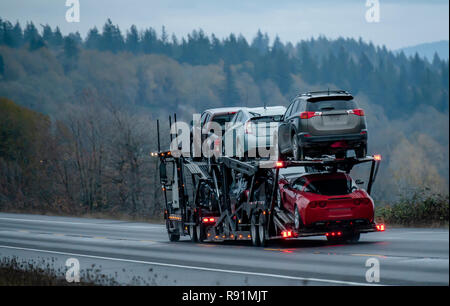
top-left (258, 213), bottom-right (268, 247)
top-left (250, 213), bottom-right (261, 246)
top-left (189, 216), bottom-right (198, 242)
top-left (196, 224), bottom-right (206, 243)
top-left (166, 220), bottom-right (180, 242)
top-left (346, 232), bottom-right (361, 243)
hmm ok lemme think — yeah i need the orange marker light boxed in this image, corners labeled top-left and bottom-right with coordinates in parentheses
top-left (374, 154), bottom-right (382, 161)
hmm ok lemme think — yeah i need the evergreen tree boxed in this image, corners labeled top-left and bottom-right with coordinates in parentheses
top-left (141, 27), bottom-right (157, 54)
top-left (251, 30), bottom-right (269, 55)
top-left (2, 21), bottom-right (23, 48)
top-left (63, 36), bottom-right (79, 73)
top-left (125, 25), bottom-right (140, 54)
top-left (100, 19), bottom-right (124, 53)
top-left (23, 22), bottom-right (39, 45)
top-left (85, 27), bottom-right (101, 49)
top-left (51, 27), bottom-right (63, 48)
top-left (41, 24), bottom-right (53, 44)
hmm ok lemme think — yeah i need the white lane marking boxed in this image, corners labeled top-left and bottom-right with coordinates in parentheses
top-left (0, 217), bottom-right (163, 229)
top-left (0, 244), bottom-right (384, 286)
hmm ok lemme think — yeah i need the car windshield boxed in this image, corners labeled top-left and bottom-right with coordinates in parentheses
top-left (305, 177), bottom-right (352, 195)
top-left (307, 100), bottom-right (357, 112)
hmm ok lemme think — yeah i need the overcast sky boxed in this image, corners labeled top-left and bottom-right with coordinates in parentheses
top-left (0, 0), bottom-right (448, 50)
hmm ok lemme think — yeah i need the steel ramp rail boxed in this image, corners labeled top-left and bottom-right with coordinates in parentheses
top-left (183, 160), bottom-right (211, 180)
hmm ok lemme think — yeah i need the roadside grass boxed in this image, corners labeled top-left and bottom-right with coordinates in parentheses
top-left (0, 257), bottom-right (103, 285)
top-left (375, 194), bottom-right (449, 228)
top-left (0, 257), bottom-right (166, 285)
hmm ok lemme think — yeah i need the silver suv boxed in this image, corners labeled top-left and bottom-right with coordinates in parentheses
top-left (278, 90), bottom-right (368, 160)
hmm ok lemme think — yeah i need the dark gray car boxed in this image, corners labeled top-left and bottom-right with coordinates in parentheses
top-left (278, 90), bottom-right (368, 160)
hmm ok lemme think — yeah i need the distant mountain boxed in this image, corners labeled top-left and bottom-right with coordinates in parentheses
top-left (396, 40), bottom-right (449, 61)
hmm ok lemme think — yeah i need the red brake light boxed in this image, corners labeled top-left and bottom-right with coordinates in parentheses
top-left (361, 198), bottom-right (371, 205)
top-left (348, 109), bottom-right (365, 116)
top-left (376, 224), bottom-right (385, 231)
top-left (276, 161), bottom-right (284, 168)
top-left (353, 199), bottom-right (361, 205)
top-left (202, 217), bottom-right (216, 224)
top-left (281, 230), bottom-right (293, 238)
top-left (318, 201), bottom-right (327, 208)
top-left (300, 111), bottom-right (321, 119)
top-left (309, 201), bottom-right (317, 208)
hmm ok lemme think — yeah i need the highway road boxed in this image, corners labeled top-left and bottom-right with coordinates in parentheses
top-left (0, 212), bottom-right (448, 286)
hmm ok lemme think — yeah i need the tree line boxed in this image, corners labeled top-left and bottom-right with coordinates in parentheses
top-left (1, 18), bottom-right (448, 116)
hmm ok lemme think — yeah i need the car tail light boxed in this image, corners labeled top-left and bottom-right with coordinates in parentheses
top-left (354, 198), bottom-right (370, 205)
top-left (276, 161), bottom-right (284, 168)
top-left (348, 109), bottom-right (365, 116)
top-left (202, 217), bottom-right (216, 224)
top-left (300, 111), bottom-right (321, 119)
top-left (309, 201), bottom-right (317, 208)
top-left (361, 198), bottom-right (371, 205)
top-left (318, 201), bottom-right (327, 208)
top-left (245, 121), bottom-right (254, 134)
top-left (376, 224), bottom-right (385, 231)
top-left (282, 230), bottom-right (293, 238)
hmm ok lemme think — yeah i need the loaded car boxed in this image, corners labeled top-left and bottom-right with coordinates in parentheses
top-left (278, 90), bottom-right (368, 160)
top-left (276, 166), bottom-right (374, 242)
top-left (222, 106), bottom-right (286, 159)
top-left (190, 107), bottom-right (243, 159)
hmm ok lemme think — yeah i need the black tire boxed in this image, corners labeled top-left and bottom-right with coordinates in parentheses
top-left (347, 232), bottom-right (361, 243)
top-left (356, 145), bottom-right (367, 158)
top-left (291, 135), bottom-right (304, 160)
top-left (251, 213), bottom-right (261, 246)
top-left (168, 232), bottom-right (180, 242)
top-left (166, 220), bottom-right (180, 242)
top-left (258, 213), bottom-right (268, 247)
top-left (294, 205), bottom-right (303, 231)
top-left (196, 223), bottom-right (206, 243)
top-left (189, 215), bottom-right (198, 242)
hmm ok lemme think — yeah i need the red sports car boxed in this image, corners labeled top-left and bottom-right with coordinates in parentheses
top-left (277, 167), bottom-right (374, 235)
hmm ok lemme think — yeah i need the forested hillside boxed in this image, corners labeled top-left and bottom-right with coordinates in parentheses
top-left (0, 18), bottom-right (448, 215)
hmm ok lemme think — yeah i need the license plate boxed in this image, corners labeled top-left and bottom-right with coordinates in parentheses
top-left (324, 115), bottom-right (345, 124)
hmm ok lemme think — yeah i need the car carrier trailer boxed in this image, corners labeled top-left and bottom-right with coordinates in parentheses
top-left (153, 117), bottom-right (385, 246)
